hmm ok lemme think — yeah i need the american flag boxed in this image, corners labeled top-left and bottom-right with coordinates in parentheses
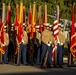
top-left (52, 5), bottom-right (59, 55)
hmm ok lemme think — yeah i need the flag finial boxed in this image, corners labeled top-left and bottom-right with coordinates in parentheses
top-left (34, 1), bottom-right (36, 4)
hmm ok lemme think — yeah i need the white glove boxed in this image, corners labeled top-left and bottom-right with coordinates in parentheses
top-left (2, 44), bottom-right (5, 46)
top-left (22, 39), bottom-right (25, 43)
top-left (55, 46), bottom-right (57, 49)
top-left (5, 42), bottom-right (6, 45)
top-left (49, 41), bottom-right (52, 44)
top-left (61, 43), bottom-right (63, 45)
top-left (47, 43), bottom-right (50, 47)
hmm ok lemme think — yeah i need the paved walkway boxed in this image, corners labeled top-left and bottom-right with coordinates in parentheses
top-left (0, 63), bottom-right (76, 75)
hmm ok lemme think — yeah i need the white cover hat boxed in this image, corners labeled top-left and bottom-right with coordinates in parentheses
top-left (58, 23), bottom-right (61, 26)
top-left (36, 25), bottom-right (40, 28)
top-left (12, 23), bottom-right (14, 26)
top-left (44, 23), bottom-right (50, 26)
top-left (61, 24), bottom-right (64, 28)
top-left (49, 25), bottom-right (52, 28)
top-left (4, 26), bottom-right (7, 28)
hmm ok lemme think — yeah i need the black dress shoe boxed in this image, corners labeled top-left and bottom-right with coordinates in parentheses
top-left (47, 65), bottom-right (52, 68)
top-left (41, 66), bottom-right (46, 69)
top-left (41, 65), bottom-right (46, 69)
top-left (17, 64), bottom-right (20, 66)
top-left (5, 62), bottom-right (8, 64)
top-left (0, 62), bottom-right (3, 64)
top-left (53, 65), bottom-right (58, 68)
top-left (58, 65), bottom-right (63, 68)
top-left (23, 64), bottom-right (28, 66)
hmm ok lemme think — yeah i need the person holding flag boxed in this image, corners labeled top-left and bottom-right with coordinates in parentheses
top-left (34, 25), bottom-right (41, 65)
top-left (56, 24), bottom-right (65, 68)
top-left (15, 1), bottom-right (28, 65)
top-left (70, 3), bottom-right (76, 67)
top-left (41, 23), bottom-right (55, 68)
top-left (0, 3), bottom-right (9, 64)
top-left (2, 25), bottom-right (9, 64)
top-left (16, 23), bottom-right (28, 65)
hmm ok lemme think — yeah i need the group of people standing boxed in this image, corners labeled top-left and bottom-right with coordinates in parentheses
top-left (0, 22), bottom-right (66, 68)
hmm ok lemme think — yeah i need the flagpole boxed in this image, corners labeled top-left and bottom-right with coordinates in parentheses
top-left (53, 1), bottom-right (58, 68)
top-left (70, 3), bottom-right (76, 66)
top-left (17, 0), bottom-right (23, 65)
top-left (0, 3), bottom-right (5, 64)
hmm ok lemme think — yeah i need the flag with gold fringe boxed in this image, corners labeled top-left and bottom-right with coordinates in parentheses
top-left (1, 3), bottom-right (5, 54)
top-left (70, 3), bottom-right (76, 61)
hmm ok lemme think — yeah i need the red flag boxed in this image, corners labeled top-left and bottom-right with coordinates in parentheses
top-left (18, 1), bottom-right (23, 44)
top-left (23, 6), bottom-right (25, 23)
top-left (14, 4), bottom-right (19, 55)
top-left (27, 3), bottom-right (32, 38)
top-left (43, 3), bottom-right (47, 24)
top-left (70, 3), bottom-right (76, 61)
top-left (15, 2), bottom-right (23, 54)
top-left (31, 2), bottom-right (36, 39)
top-left (14, 4), bottom-right (19, 30)
top-left (28, 4), bottom-right (32, 25)
top-left (1, 24), bottom-right (5, 54)
top-left (38, 5), bottom-right (43, 33)
top-left (0, 3), bottom-right (5, 54)
top-left (6, 3), bottom-right (11, 25)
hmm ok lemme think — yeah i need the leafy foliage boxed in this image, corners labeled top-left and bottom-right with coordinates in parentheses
top-left (0, 0), bottom-right (76, 24)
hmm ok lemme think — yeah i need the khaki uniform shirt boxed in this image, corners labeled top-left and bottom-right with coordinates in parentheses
top-left (4, 32), bottom-right (9, 46)
top-left (58, 31), bottom-right (65, 44)
top-left (36, 31), bottom-right (41, 46)
top-left (16, 31), bottom-right (28, 46)
top-left (41, 29), bottom-right (55, 45)
top-left (22, 31), bottom-right (28, 45)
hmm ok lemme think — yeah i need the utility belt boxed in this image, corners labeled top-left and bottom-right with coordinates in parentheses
top-left (57, 43), bottom-right (63, 46)
top-left (21, 42), bottom-right (24, 44)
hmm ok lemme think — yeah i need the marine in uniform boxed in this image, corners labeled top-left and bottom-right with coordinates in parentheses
top-left (16, 23), bottom-right (28, 65)
top-left (56, 24), bottom-right (65, 68)
top-left (2, 26), bottom-right (9, 64)
top-left (8, 24), bottom-right (15, 63)
top-left (41, 23), bottom-right (55, 68)
top-left (35, 25), bottom-right (41, 65)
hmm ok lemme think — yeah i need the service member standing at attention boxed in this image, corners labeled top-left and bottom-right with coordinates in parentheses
top-left (35, 25), bottom-right (41, 65)
top-left (2, 26), bottom-right (9, 64)
top-left (41, 23), bottom-right (55, 68)
top-left (57, 24), bottom-right (65, 68)
top-left (16, 23), bottom-right (28, 65)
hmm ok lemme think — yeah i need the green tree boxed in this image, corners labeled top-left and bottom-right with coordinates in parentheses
top-left (0, 0), bottom-right (76, 24)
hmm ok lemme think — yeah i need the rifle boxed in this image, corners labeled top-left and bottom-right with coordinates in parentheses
top-left (41, 46), bottom-right (49, 68)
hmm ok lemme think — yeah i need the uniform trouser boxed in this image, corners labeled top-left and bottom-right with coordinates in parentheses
top-left (62, 45), bottom-right (64, 64)
top-left (36, 47), bottom-right (41, 64)
top-left (41, 43), bottom-right (52, 66)
top-left (57, 44), bottom-right (63, 66)
top-left (18, 44), bottom-right (27, 64)
top-left (33, 44), bottom-right (37, 63)
top-left (3, 46), bottom-right (8, 63)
